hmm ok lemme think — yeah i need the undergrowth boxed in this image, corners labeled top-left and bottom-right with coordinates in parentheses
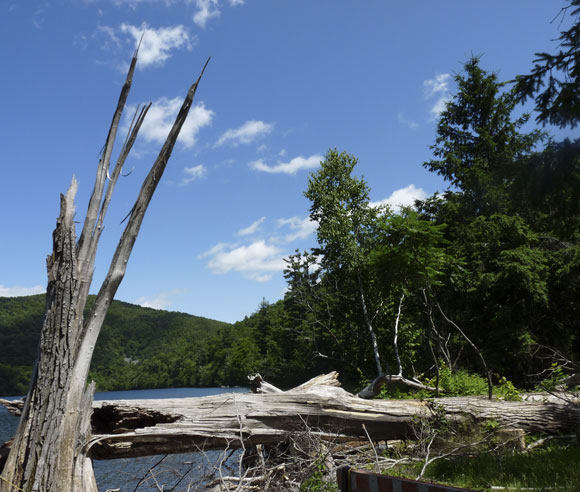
top-left (376, 364), bottom-right (521, 400)
top-left (421, 443), bottom-right (580, 491)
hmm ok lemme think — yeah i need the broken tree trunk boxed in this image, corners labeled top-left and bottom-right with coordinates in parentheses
top-left (0, 52), bottom-right (209, 492)
top-left (80, 372), bottom-right (580, 460)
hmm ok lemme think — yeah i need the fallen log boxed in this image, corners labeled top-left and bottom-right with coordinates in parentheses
top-left (84, 372), bottom-right (580, 460)
top-left (0, 399), bottom-right (24, 417)
top-left (2, 373), bottom-right (579, 462)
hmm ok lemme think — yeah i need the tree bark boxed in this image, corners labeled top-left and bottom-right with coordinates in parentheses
top-left (0, 54), bottom-right (209, 492)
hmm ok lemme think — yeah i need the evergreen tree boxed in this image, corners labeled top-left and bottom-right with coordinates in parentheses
top-left (515, 0), bottom-right (580, 128)
top-left (425, 56), bottom-right (543, 216)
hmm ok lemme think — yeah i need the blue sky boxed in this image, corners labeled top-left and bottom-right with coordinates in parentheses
top-left (0, 1), bottom-right (575, 323)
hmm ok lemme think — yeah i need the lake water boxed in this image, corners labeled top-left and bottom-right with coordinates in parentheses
top-left (0, 387), bottom-right (248, 491)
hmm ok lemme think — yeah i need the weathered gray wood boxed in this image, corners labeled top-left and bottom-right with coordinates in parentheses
top-left (84, 375), bottom-right (580, 460)
top-left (3, 373), bottom-right (579, 466)
top-left (0, 399), bottom-right (24, 417)
top-left (0, 52), bottom-right (210, 492)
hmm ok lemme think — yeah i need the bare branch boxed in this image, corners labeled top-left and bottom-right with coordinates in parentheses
top-left (393, 293), bottom-right (405, 377)
top-left (75, 60), bottom-right (210, 371)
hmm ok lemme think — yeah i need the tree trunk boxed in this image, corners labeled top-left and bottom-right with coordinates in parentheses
top-left (393, 293), bottom-right (405, 377)
top-left (0, 54), bottom-right (209, 492)
top-left (357, 273), bottom-right (384, 378)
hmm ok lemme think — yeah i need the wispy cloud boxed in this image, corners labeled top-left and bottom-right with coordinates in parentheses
top-left (237, 216), bottom-right (266, 236)
top-left (249, 154), bottom-right (322, 175)
top-left (230, 0), bottom-right (244, 5)
top-left (0, 285), bottom-right (45, 297)
top-left (216, 120), bottom-right (273, 147)
top-left (134, 289), bottom-right (186, 310)
top-left (201, 240), bottom-right (286, 281)
top-left (200, 213), bottom-right (318, 283)
top-left (120, 23), bottom-right (192, 68)
top-left (193, 0), bottom-right (220, 27)
top-left (370, 184), bottom-right (427, 212)
top-left (32, 5), bottom-right (47, 29)
top-left (253, 274), bottom-right (272, 283)
top-left (277, 216), bottom-right (317, 242)
top-left (180, 164), bottom-right (206, 185)
top-left (423, 73), bottom-right (451, 121)
top-left (129, 97), bottom-right (214, 148)
top-left (397, 112), bottom-right (418, 129)
top-left (96, 25), bottom-right (122, 51)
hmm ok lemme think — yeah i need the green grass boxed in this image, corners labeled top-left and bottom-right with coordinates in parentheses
top-left (391, 443), bottom-right (580, 491)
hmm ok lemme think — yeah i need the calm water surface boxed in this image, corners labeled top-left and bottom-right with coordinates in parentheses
top-left (0, 387), bottom-right (248, 491)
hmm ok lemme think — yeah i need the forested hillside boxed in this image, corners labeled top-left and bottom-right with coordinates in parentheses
top-left (0, 295), bottom-right (229, 395)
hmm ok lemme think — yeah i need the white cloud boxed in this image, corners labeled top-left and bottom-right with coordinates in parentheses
top-left (198, 242), bottom-right (230, 259)
top-left (96, 25), bottom-right (122, 51)
top-left (193, 0), bottom-right (220, 28)
top-left (134, 289), bottom-right (185, 310)
top-left (254, 274), bottom-right (272, 283)
top-left (237, 216), bottom-right (266, 236)
top-left (230, 0), bottom-right (244, 5)
top-left (424, 73), bottom-right (451, 121)
top-left (430, 96), bottom-right (451, 119)
top-left (423, 73), bottom-right (450, 98)
top-left (216, 120), bottom-right (273, 146)
top-left (370, 184), bottom-right (427, 212)
top-left (397, 112), bottom-right (418, 129)
top-left (120, 23), bottom-right (192, 68)
top-left (0, 285), bottom-right (45, 297)
top-left (249, 154), bottom-right (323, 175)
top-left (132, 97), bottom-right (214, 148)
top-left (180, 164), bottom-right (206, 185)
top-left (203, 240), bottom-right (286, 281)
top-left (277, 216), bottom-right (317, 242)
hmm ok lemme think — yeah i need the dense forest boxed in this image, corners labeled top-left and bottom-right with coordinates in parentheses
top-left (1, 3), bottom-right (579, 398)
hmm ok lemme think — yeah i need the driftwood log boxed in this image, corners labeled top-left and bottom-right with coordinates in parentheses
top-left (81, 372), bottom-right (580, 459)
top-left (2, 372), bottom-right (579, 463)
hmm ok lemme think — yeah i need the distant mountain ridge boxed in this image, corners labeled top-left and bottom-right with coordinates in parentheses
top-left (0, 294), bottom-right (229, 396)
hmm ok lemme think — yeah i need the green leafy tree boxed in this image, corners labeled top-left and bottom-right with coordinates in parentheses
top-left (370, 209), bottom-right (451, 380)
top-left (304, 149), bottom-right (386, 379)
top-left (283, 250), bottom-right (369, 384)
